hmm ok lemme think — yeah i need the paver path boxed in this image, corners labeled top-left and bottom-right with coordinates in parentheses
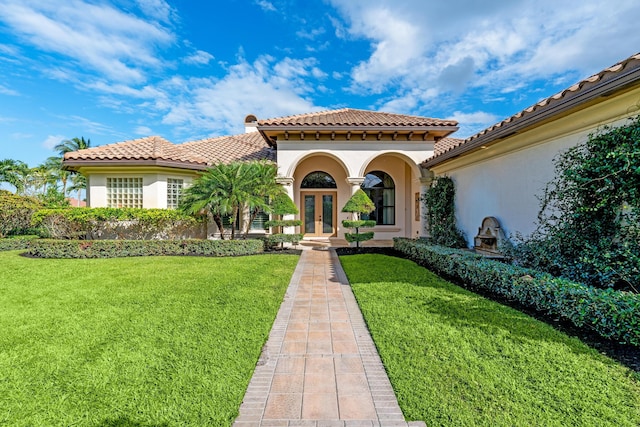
top-left (233, 247), bottom-right (426, 427)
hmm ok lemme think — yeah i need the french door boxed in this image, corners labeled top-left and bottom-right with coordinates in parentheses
top-left (301, 191), bottom-right (336, 237)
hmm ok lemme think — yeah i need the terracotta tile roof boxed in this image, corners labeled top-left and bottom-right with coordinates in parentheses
top-left (63, 133), bottom-right (274, 169)
top-left (180, 131), bottom-right (275, 164)
top-left (434, 137), bottom-right (464, 156)
top-left (257, 108), bottom-right (457, 127)
top-left (425, 52), bottom-right (640, 166)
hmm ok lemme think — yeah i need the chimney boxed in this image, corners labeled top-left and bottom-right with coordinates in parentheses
top-left (244, 114), bottom-right (258, 133)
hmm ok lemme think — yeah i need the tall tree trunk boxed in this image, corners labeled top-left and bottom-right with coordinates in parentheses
top-left (212, 213), bottom-right (225, 240)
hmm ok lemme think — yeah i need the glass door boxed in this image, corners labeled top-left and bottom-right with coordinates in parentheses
top-left (301, 192), bottom-right (336, 237)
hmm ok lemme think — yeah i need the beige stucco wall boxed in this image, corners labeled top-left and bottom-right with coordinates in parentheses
top-left (430, 86), bottom-right (640, 246)
top-left (281, 139), bottom-right (432, 240)
top-left (81, 166), bottom-right (198, 209)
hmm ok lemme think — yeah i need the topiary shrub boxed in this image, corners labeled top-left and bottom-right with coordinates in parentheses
top-left (341, 189), bottom-right (376, 248)
top-left (264, 192), bottom-right (303, 249)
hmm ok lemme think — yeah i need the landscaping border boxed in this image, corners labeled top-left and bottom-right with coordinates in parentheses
top-left (25, 239), bottom-right (264, 258)
top-left (394, 238), bottom-right (640, 346)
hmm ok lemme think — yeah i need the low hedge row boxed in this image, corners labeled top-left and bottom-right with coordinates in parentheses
top-left (394, 238), bottom-right (640, 346)
top-left (0, 236), bottom-right (37, 251)
top-left (263, 233), bottom-right (304, 249)
top-left (26, 239), bottom-right (264, 259)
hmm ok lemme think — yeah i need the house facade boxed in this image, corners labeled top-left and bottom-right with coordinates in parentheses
top-left (63, 52), bottom-right (640, 245)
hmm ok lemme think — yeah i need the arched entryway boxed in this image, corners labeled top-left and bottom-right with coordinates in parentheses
top-left (300, 171), bottom-right (337, 237)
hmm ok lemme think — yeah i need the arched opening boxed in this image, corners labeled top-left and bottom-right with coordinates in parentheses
top-left (361, 171), bottom-right (395, 225)
top-left (300, 171), bottom-right (338, 237)
top-left (301, 171), bottom-right (337, 188)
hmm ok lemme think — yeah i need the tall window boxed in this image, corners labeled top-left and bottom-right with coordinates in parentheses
top-left (361, 171), bottom-right (395, 225)
top-left (167, 178), bottom-right (184, 209)
top-left (107, 177), bottom-right (142, 208)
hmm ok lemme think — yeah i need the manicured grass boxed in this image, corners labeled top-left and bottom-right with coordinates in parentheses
top-left (340, 254), bottom-right (640, 427)
top-left (0, 250), bottom-right (298, 426)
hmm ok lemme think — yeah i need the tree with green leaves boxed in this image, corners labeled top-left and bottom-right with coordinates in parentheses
top-left (341, 189), bottom-right (376, 248)
top-left (55, 136), bottom-right (91, 155)
top-left (54, 136), bottom-right (91, 198)
top-left (241, 160), bottom-right (287, 239)
top-left (180, 161), bottom-right (283, 240)
top-left (0, 159), bottom-right (28, 194)
top-left (265, 192), bottom-right (303, 249)
top-left (423, 176), bottom-right (467, 248)
top-left (509, 116), bottom-right (640, 290)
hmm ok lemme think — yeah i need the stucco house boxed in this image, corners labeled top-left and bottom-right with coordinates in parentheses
top-left (63, 52), bottom-right (640, 245)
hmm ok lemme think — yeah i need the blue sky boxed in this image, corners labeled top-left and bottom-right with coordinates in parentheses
top-left (1, 0), bottom-right (640, 167)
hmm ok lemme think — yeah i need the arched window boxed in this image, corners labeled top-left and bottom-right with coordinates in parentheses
top-left (361, 171), bottom-right (395, 225)
top-left (301, 171), bottom-right (337, 188)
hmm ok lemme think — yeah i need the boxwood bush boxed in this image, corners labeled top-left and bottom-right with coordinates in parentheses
top-left (0, 236), bottom-right (38, 251)
top-left (26, 239), bottom-right (264, 259)
top-left (394, 238), bottom-right (640, 346)
top-left (263, 233), bottom-right (303, 249)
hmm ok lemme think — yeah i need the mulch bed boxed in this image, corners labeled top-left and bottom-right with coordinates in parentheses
top-left (336, 247), bottom-right (640, 374)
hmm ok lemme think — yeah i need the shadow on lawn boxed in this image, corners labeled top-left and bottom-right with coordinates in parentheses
top-left (340, 252), bottom-right (640, 374)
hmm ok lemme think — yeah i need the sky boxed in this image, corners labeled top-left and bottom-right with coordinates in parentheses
top-left (1, 0), bottom-right (640, 167)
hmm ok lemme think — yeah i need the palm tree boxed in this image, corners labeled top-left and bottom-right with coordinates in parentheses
top-left (0, 159), bottom-right (28, 193)
top-left (68, 174), bottom-right (86, 206)
top-left (180, 161), bottom-right (283, 240)
top-left (55, 136), bottom-right (91, 156)
top-left (43, 156), bottom-right (70, 195)
top-left (53, 136), bottom-right (91, 200)
top-left (242, 160), bottom-right (286, 238)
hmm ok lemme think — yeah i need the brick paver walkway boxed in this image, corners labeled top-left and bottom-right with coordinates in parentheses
top-left (233, 247), bottom-right (426, 427)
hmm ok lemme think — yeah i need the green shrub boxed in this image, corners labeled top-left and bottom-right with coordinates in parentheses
top-left (0, 236), bottom-right (38, 251)
top-left (263, 233), bottom-right (303, 249)
top-left (423, 176), bottom-right (467, 248)
top-left (512, 117), bottom-right (640, 290)
top-left (394, 238), bottom-right (640, 346)
top-left (0, 191), bottom-right (44, 238)
top-left (26, 239), bottom-right (264, 259)
top-left (32, 207), bottom-right (201, 240)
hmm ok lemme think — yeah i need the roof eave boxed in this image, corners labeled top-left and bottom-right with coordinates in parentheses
top-left (423, 58), bottom-right (640, 168)
top-left (62, 159), bottom-right (209, 171)
top-left (258, 124), bottom-right (458, 132)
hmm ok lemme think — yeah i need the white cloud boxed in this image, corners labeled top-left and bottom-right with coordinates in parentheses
top-left (136, 0), bottom-right (175, 23)
top-left (161, 55), bottom-right (324, 136)
top-left (447, 111), bottom-right (500, 139)
top-left (255, 0), bottom-right (276, 12)
top-left (42, 135), bottom-right (66, 150)
top-left (0, 84), bottom-right (19, 96)
top-left (134, 126), bottom-right (153, 135)
top-left (327, 0), bottom-right (640, 112)
top-left (0, 0), bottom-right (175, 84)
top-left (183, 50), bottom-right (214, 65)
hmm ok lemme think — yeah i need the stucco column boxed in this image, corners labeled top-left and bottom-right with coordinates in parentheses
top-left (346, 177), bottom-right (365, 194)
top-left (419, 171), bottom-right (434, 238)
top-left (276, 177), bottom-right (296, 234)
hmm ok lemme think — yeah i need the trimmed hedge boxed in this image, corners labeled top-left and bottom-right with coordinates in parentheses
top-left (26, 239), bottom-right (264, 259)
top-left (32, 207), bottom-right (201, 240)
top-left (394, 238), bottom-right (640, 346)
top-left (0, 236), bottom-right (37, 251)
top-left (263, 233), bottom-right (303, 249)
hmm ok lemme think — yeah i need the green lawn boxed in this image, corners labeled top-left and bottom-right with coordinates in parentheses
top-left (340, 254), bottom-right (640, 427)
top-left (0, 250), bottom-right (299, 426)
